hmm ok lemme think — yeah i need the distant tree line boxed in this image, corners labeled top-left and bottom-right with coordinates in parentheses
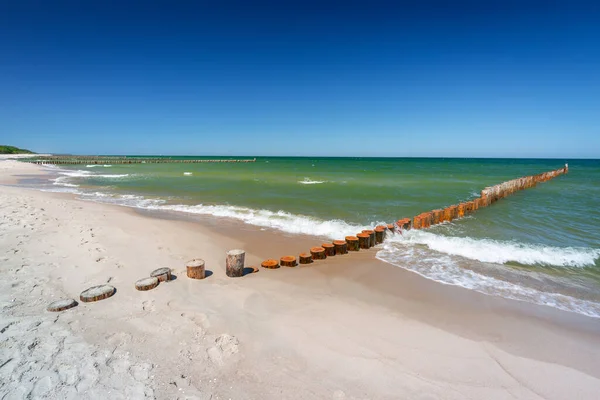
top-left (0, 145), bottom-right (35, 154)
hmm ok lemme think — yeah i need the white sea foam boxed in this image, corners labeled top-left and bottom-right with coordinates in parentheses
top-left (399, 230), bottom-right (600, 268)
top-left (59, 170), bottom-right (93, 177)
top-left (298, 177), bottom-right (326, 185)
top-left (52, 176), bottom-right (80, 188)
top-left (68, 191), bottom-right (366, 238)
top-left (58, 170), bottom-right (129, 179)
top-left (86, 164), bottom-right (113, 168)
top-left (376, 240), bottom-right (600, 318)
top-left (80, 192), bottom-right (165, 208)
top-left (183, 172), bottom-right (192, 176)
top-left (148, 204), bottom-right (371, 238)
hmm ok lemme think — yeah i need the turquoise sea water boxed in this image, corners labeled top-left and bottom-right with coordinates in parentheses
top-left (42, 157), bottom-right (600, 317)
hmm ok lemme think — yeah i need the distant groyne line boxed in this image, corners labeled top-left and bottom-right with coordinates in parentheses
top-left (23, 156), bottom-right (257, 165)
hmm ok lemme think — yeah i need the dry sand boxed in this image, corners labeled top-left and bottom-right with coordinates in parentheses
top-left (1, 160), bottom-right (600, 399)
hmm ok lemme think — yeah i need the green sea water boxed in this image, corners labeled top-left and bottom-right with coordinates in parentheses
top-left (44, 157), bottom-right (600, 317)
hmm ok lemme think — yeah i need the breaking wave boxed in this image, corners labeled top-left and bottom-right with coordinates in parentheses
top-left (399, 230), bottom-right (600, 268)
top-left (376, 231), bottom-right (600, 318)
top-left (298, 177), bottom-right (326, 185)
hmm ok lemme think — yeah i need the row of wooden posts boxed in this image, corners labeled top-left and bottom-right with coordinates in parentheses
top-left (408, 164), bottom-right (568, 230)
top-left (255, 164), bottom-right (569, 269)
top-left (26, 157), bottom-right (257, 165)
top-left (259, 225), bottom-right (391, 268)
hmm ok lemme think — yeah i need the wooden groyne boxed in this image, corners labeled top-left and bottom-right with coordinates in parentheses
top-left (408, 164), bottom-right (568, 230)
top-left (23, 156), bottom-right (257, 165)
top-left (259, 164), bottom-right (569, 268)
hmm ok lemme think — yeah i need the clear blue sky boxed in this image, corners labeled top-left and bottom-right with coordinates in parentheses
top-left (1, 1), bottom-right (598, 157)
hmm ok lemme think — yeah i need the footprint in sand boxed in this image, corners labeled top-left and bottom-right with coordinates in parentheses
top-left (179, 312), bottom-right (210, 330)
top-left (142, 300), bottom-right (155, 312)
top-left (207, 334), bottom-right (239, 367)
top-left (106, 332), bottom-right (132, 349)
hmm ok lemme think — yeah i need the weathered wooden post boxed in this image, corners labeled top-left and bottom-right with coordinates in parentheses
top-left (457, 203), bottom-right (466, 218)
top-left (387, 223), bottom-right (395, 232)
top-left (345, 236), bottom-right (359, 251)
top-left (421, 212), bottom-right (433, 228)
top-left (47, 298), bottom-right (78, 312)
top-left (481, 189), bottom-right (491, 206)
top-left (299, 253), bottom-right (313, 264)
top-left (310, 246), bottom-right (327, 260)
top-left (186, 259), bottom-right (206, 279)
top-left (333, 240), bottom-right (348, 255)
top-left (362, 230), bottom-right (375, 247)
top-left (135, 277), bottom-right (159, 291)
top-left (151, 267), bottom-right (172, 282)
top-left (469, 200), bottom-right (478, 212)
top-left (226, 249), bottom-right (245, 277)
top-left (432, 209), bottom-right (443, 224)
top-left (321, 243), bottom-right (335, 257)
top-left (280, 256), bottom-right (297, 267)
top-left (448, 205), bottom-right (459, 220)
top-left (374, 226), bottom-right (386, 244)
top-left (413, 215), bottom-right (422, 229)
top-left (80, 285), bottom-right (116, 302)
top-left (261, 259), bottom-right (279, 269)
top-left (357, 233), bottom-right (370, 249)
top-left (397, 218), bottom-right (411, 230)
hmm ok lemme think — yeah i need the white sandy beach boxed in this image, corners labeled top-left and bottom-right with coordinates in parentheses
top-left (1, 158), bottom-right (600, 399)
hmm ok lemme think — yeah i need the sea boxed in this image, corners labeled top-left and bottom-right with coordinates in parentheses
top-left (37, 157), bottom-right (600, 318)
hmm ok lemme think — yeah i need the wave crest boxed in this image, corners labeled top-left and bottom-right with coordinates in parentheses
top-left (397, 230), bottom-right (599, 268)
top-left (376, 242), bottom-right (600, 318)
top-left (298, 177), bottom-right (325, 185)
top-left (59, 170), bottom-right (129, 179)
top-left (151, 203), bottom-right (370, 238)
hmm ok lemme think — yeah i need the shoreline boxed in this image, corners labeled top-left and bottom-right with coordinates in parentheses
top-left (2, 161), bottom-right (600, 399)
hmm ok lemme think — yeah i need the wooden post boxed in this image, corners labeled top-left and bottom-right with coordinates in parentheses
top-left (310, 246), bottom-right (327, 260)
top-left (186, 259), bottom-right (206, 279)
top-left (413, 215), bottom-right (422, 229)
top-left (299, 253), bottom-right (313, 264)
top-left (333, 240), bottom-right (348, 255)
top-left (457, 203), bottom-right (466, 218)
top-left (345, 236), bottom-right (359, 251)
top-left (280, 256), bottom-right (297, 267)
top-left (362, 229), bottom-right (375, 247)
top-left (357, 233), bottom-right (370, 249)
top-left (374, 226), bottom-right (386, 244)
top-left (135, 277), bottom-right (159, 291)
top-left (321, 243), bottom-right (335, 257)
top-left (150, 267), bottom-right (172, 282)
top-left (399, 218), bottom-right (412, 230)
top-left (420, 212), bottom-right (432, 229)
top-left (226, 249), bottom-right (245, 277)
top-left (432, 209), bottom-right (443, 225)
top-left (80, 285), bottom-right (116, 303)
top-left (47, 298), bottom-right (78, 312)
top-left (442, 206), bottom-right (456, 221)
top-left (470, 200), bottom-right (478, 212)
top-left (386, 223), bottom-right (395, 232)
top-left (261, 259), bottom-right (279, 269)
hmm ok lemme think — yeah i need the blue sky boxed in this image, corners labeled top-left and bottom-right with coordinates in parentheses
top-left (1, 1), bottom-right (598, 157)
